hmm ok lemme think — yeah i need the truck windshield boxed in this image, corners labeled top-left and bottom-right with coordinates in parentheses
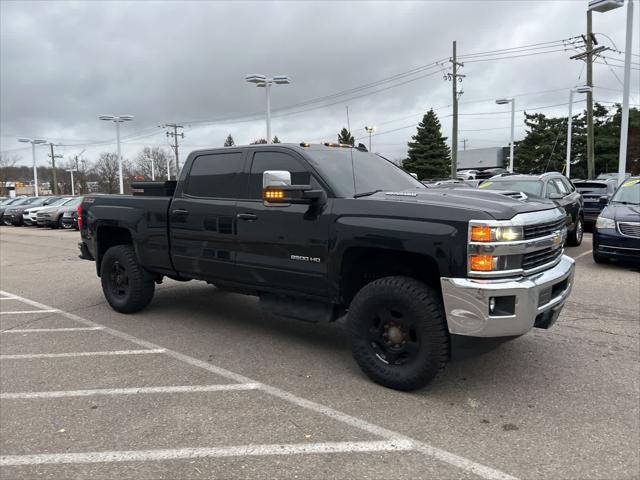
top-left (304, 149), bottom-right (425, 197)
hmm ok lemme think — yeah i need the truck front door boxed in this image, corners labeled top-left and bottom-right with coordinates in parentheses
top-left (169, 150), bottom-right (246, 281)
top-left (235, 149), bottom-right (331, 297)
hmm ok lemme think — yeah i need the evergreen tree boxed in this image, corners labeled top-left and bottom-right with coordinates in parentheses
top-left (224, 134), bottom-right (235, 147)
top-left (337, 127), bottom-right (355, 145)
top-left (272, 136), bottom-right (281, 143)
top-left (402, 109), bottom-right (450, 179)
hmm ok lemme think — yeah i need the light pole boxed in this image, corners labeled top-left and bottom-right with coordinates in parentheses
top-left (245, 74), bottom-right (291, 143)
top-left (17, 138), bottom-right (47, 196)
top-left (566, 86), bottom-right (592, 179)
top-left (589, 0), bottom-right (634, 185)
top-left (66, 164), bottom-right (78, 196)
top-left (98, 114), bottom-right (134, 194)
top-left (364, 126), bottom-right (377, 152)
top-left (147, 150), bottom-right (155, 181)
top-left (496, 98), bottom-right (515, 172)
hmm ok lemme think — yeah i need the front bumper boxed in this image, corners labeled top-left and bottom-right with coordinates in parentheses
top-left (440, 255), bottom-right (575, 337)
top-left (593, 228), bottom-right (640, 261)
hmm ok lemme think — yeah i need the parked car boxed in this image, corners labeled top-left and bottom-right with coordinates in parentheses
top-left (597, 172), bottom-right (631, 181)
top-left (0, 197), bottom-right (27, 224)
top-left (3, 197), bottom-right (51, 226)
top-left (22, 197), bottom-right (67, 226)
top-left (79, 142), bottom-right (575, 391)
top-left (422, 179), bottom-right (472, 188)
top-left (475, 167), bottom-right (508, 179)
top-left (572, 179), bottom-right (618, 224)
top-left (61, 208), bottom-right (79, 230)
top-left (593, 177), bottom-right (640, 264)
top-left (456, 169), bottom-right (479, 180)
top-left (479, 172), bottom-right (584, 246)
top-left (38, 196), bottom-right (83, 228)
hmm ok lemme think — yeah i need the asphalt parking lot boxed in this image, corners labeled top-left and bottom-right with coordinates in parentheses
top-left (0, 227), bottom-right (638, 480)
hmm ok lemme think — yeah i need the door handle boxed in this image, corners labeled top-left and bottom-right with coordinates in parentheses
top-left (172, 209), bottom-right (189, 216)
top-left (237, 213), bottom-right (258, 221)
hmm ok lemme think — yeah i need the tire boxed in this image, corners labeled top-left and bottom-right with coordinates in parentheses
top-left (100, 245), bottom-right (155, 313)
top-left (567, 216), bottom-right (583, 247)
top-left (593, 251), bottom-right (608, 264)
top-left (348, 276), bottom-right (449, 391)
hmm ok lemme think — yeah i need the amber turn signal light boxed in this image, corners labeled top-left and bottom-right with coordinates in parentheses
top-left (263, 189), bottom-right (285, 201)
top-left (470, 255), bottom-right (495, 271)
top-left (470, 226), bottom-right (492, 242)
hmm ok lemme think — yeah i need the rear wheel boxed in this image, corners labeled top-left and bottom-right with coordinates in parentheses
top-left (101, 245), bottom-right (155, 313)
top-left (567, 216), bottom-right (583, 246)
top-left (348, 276), bottom-right (449, 391)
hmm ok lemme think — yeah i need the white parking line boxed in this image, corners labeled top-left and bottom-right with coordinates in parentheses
top-left (0, 439), bottom-right (415, 466)
top-left (573, 249), bottom-right (593, 261)
top-left (1, 383), bottom-right (261, 399)
top-left (0, 296), bottom-right (17, 300)
top-left (0, 290), bottom-right (518, 480)
top-left (2, 327), bottom-right (104, 333)
top-left (0, 349), bottom-right (166, 360)
top-left (0, 309), bottom-right (59, 315)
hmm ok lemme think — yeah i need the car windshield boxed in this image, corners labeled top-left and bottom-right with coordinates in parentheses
top-left (611, 179), bottom-right (640, 205)
top-left (303, 148), bottom-right (425, 197)
top-left (478, 179), bottom-right (543, 196)
top-left (48, 197), bottom-right (73, 207)
top-left (16, 197), bottom-right (41, 206)
top-left (63, 197), bottom-right (83, 207)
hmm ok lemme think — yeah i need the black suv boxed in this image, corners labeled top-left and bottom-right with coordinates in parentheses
top-left (479, 172), bottom-right (584, 246)
top-left (572, 179), bottom-right (618, 224)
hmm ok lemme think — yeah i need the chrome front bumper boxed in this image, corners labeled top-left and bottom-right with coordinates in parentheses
top-left (440, 255), bottom-right (575, 337)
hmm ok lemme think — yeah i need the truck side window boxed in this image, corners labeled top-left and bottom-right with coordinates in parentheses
top-left (247, 151), bottom-right (319, 199)
top-left (185, 152), bottom-right (245, 198)
top-left (554, 178), bottom-right (569, 195)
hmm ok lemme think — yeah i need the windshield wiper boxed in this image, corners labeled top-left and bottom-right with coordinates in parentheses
top-left (353, 189), bottom-right (383, 198)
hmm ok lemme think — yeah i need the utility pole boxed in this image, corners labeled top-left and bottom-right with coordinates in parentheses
top-left (586, 10), bottom-right (595, 180)
top-left (447, 41), bottom-right (465, 179)
top-left (164, 124), bottom-right (184, 176)
top-left (47, 143), bottom-right (62, 195)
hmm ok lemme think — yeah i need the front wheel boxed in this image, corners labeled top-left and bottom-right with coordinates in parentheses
top-left (100, 245), bottom-right (155, 313)
top-left (348, 276), bottom-right (449, 391)
top-left (567, 216), bottom-right (583, 246)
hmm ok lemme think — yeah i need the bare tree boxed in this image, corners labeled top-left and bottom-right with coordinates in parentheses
top-left (93, 152), bottom-right (120, 193)
top-left (134, 146), bottom-right (174, 180)
top-left (0, 154), bottom-right (20, 195)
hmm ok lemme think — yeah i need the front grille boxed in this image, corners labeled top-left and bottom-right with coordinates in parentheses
top-left (523, 218), bottom-right (565, 239)
top-left (618, 222), bottom-right (640, 238)
top-left (523, 246), bottom-right (563, 270)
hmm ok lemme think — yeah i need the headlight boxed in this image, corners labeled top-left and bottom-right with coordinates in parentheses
top-left (595, 216), bottom-right (615, 229)
top-left (470, 225), bottom-right (523, 242)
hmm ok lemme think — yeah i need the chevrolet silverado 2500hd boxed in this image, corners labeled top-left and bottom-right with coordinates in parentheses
top-left (79, 143), bottom-right (575, 390)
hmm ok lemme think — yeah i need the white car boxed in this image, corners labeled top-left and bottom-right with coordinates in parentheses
top-left (456, 169), bottom-right (479, 180)
top-left (22, 197), bottom-right (72, 226)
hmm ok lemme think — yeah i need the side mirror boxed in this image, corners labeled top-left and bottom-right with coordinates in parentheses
top-left (548, 192), bottom-right (564, 200)
top-left (262, 170), bottom-right (326, 206)
top-left (599, 195), bottom-right (609, 205)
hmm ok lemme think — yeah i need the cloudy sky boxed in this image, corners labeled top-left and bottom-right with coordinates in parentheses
top-left (0, 0), bottom-right (637, 169)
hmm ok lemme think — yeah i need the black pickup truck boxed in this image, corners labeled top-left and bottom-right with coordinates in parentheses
top-left (79, 143), bottom-right (575, 390)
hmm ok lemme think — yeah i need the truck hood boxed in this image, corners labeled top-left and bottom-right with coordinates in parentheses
top-left (364, 188), bottom-right (558, 220)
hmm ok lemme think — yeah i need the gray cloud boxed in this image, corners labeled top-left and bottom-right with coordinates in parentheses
top-left (1, 0), bottom-right (636, 166)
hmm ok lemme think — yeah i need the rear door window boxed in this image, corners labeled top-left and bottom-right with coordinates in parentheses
top-left (185, 152), bottom-right (245, 198)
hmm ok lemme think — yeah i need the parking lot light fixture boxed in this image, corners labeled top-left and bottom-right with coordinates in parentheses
top-left (566, 86), bottom-right (592, 179)
top-left (364, 126), bottom-right (377, 152)
top-left (495, 98), bottom-right (515, 173)
top-left (18, 138), bottom-right (47, 196)
top-left (245, 74), bottom-right (291, 144)
top-left (99, 115), bottom-right (135, 194)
